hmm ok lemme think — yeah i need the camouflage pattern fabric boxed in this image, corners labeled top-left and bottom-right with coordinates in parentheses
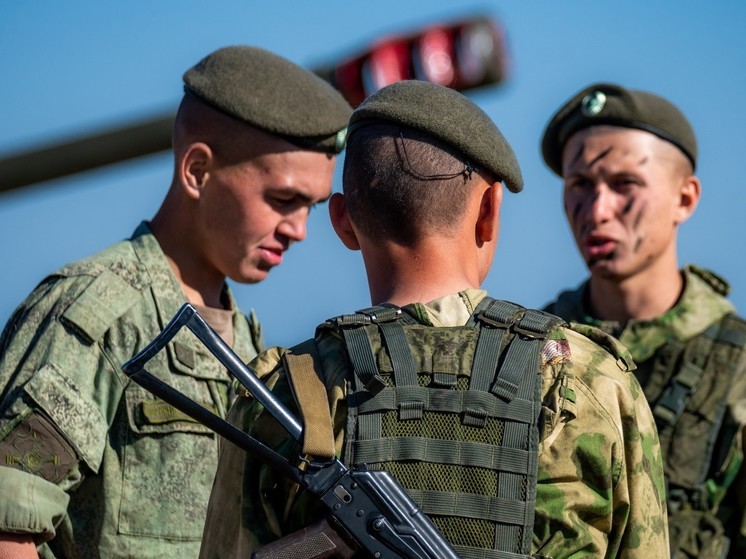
top-left (545, 265), bottom-right (746, 559)
top-left (200, 289), bottom-right (669, 559)
top-left (0, 222), bottom-right (262, 559)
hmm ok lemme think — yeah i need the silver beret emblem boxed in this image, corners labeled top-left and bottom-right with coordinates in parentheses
top-left (580, 91), bottom-right (607, 117)
top-left (334, 127), bottom-right (348, 153)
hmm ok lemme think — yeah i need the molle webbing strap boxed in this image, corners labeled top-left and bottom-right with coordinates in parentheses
top-left (493, 311), bottom-right (558, 403)
top-left (338, 306), bottom-right (412, 395)
top-left (468, 300), bottom-right (562, 553)
top-left (647, 338), bottom-right (685, 403)
top-left (653, 322), bottom-right (719, 429)
top-left (466, 298), bottom-right (513, 427)
top-left (379, 320), bottom-right (425, 421)
top-left (471, 299), bottom-right (561, 403)
top-left (718, 315), bottom-right (746, 347)
top-left (453, 548), bottom-right (528, 559)
top-left (354, 437), bottom-right (532, 472)
top-left (405, 489), bottom-right (528, 525)
top-left (378, 321), bottom-right (419, 387)
top-left (341, 322), bottom-right (385, 394)
top-left (282, 342), bottom-right (336, 459)
top-left (493, 308), bottom-right (560, 554)
top-left (470, 300), bottom-right (520, 393)
top-left (354, 385), bottom-right (534, 421)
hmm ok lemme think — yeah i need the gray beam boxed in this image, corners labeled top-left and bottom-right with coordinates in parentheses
top-left (0, 114), bottom-right (174, 194)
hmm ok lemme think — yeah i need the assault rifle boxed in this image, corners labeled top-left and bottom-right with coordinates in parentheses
top-left (122, 303), bottom-right (460, 559)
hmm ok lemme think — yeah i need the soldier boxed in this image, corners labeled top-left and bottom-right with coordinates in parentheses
top-left (541, 82), bottom-right (746, 558)
top-left (0, 46), bottom-right (352, 559)
top-left (199, 80), bottom-right (669, 559)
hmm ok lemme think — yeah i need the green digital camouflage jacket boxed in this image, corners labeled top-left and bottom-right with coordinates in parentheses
top-left (200, 289), bottom-right (669, 559)
top-left (545, 265), bottom-right (746, 559)
top-left (0, 223), bottom-right (262, 559)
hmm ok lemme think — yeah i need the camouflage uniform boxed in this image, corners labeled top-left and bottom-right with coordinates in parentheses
top-left (200, 289), bottom-right (669, 559)
top-left (546, 265), bottom-right (746, 558)
top-left (0, 222), bottom-right (262, 559)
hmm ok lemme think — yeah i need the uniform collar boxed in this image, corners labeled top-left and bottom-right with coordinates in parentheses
top-left (576, 267), bottom-right (734, 363)
top-left (403, 289), bottom-right (488, 327)
top-left (130, 221), bottom-right (255, 362)
top-left (129, 222), bottom-right (239, 323)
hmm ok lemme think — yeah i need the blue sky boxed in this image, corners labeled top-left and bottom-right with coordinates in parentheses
top-left (1, 1), bottom-right (745, 349)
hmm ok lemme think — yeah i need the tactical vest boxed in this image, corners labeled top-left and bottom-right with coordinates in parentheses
top-left (642, 313), bottom-right (746, 559)
top-left (304, 297), bottom-right (564, 559)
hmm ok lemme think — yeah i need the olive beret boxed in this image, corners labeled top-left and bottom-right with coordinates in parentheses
top-left (348, 80), bottom-right (523, 192)
top-left (183, 46), bottom-right (352, 154)
top-left (541, 82), bottom-right (697, 176)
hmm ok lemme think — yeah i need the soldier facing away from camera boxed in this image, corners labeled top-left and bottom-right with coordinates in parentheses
top-left (199, 80), bottom-right (669, 559)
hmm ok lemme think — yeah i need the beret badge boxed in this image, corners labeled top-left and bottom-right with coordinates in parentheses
top-left (334, 128), bottom-right (348, 153)
top-left (580, 91), bottom-right (607, 117)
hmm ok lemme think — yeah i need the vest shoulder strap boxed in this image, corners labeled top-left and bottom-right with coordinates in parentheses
top-left (282, 339), bottom-right (336, 459)
top-left (654, 313), bottom-right (746, 429)
top-left (654, 313), bottom-right (746, 510)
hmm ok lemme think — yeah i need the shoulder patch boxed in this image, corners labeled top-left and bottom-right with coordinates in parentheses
top-left (568, 322), bottom-right (636, 371)
top-left (0, 410), bottom-right (77, 484)
top-left (541, 338), bottom-right (572, 366)
top-left (61, 269), bottom-right (142, 342)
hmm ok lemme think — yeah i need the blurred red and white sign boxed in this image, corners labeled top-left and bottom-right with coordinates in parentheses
top-left (315, 16), bottom-right (510, 107)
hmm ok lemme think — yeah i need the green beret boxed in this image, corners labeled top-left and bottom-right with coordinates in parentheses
top-left (348, 80), bottom-right (523, 192)
top-left (183, 46), bottom-right (352, 154)
top-left (541, 82), bottom-right (697, 176)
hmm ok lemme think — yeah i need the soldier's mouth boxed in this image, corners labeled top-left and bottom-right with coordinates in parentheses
top-left (585, 235), bottom-right (617, 258)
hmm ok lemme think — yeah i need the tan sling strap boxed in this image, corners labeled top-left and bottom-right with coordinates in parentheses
top-left (282, 340), bottom-right (336, 459)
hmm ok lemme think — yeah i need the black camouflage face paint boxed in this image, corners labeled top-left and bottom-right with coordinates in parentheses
top-left (632, 201), bottom-right (646, 231)
top-left (588, 146), bottom-right (613, 169)
top-left (630, 201), bottom-right (647, 253)
top-left (571, 198), bottom-right (583, 225)
top-left (622, 198), bottom-right (634, 215)
top-left (569, 142), bottom-right (585, 168)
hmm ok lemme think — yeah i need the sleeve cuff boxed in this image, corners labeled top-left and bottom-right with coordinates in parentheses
top-left (0, 466), bottom-right (69, 542)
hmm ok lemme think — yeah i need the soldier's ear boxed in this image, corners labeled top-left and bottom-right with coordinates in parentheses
top-left (475, 179), bottom-right (503, 244)
top-left (181, 142), bottom-right (213, 200)
top-left (674, 174), bottom-right (701, 225)
top-left (329, 193), bottom-right (361, 250)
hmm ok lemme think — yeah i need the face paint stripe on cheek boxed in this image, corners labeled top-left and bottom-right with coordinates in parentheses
top-left (622, 198), bottom-right (634, 215)
top-left (633, 237), bottom-right (644, 254)
top-left (571, 200), bottom-right (582, 225)
top-left (632, 201), bottom-right (647, 231)
top-left (630, 201), bottom-right (647, 254)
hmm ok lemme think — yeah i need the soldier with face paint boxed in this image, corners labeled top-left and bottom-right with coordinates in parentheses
top-left (542, 83), bottom-right (746, 559)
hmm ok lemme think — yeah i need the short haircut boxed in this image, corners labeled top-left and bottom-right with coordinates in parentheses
top-left (173, 91), bottom-right (265, 166)
top-left (343, 124), bottom-right (478, 246)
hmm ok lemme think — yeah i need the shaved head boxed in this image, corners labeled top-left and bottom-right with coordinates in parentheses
top-left (343, 123), bottom-right (483, 246)
top-left (173, 92), bottom-right (267, 168)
